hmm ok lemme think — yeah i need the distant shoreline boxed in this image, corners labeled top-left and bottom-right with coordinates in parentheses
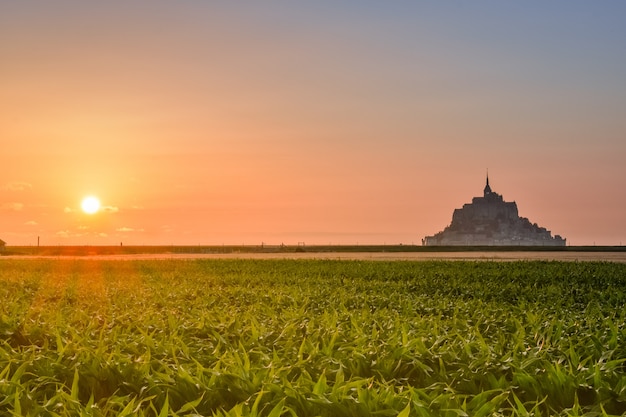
top-left (2, 245), bottom-right (625, 262)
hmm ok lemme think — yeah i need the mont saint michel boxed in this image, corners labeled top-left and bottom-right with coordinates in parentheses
top-left (423, 176), bottom-right (566, 246)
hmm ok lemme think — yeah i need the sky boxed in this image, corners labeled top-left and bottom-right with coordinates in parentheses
top-left (2, 1), bottom-right (625, 246)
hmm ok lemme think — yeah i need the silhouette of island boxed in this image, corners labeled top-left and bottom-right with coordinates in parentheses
top-left (423, 175), bottom-right (566, 246)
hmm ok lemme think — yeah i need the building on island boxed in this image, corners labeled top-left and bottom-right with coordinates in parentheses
top-left (423, 176), bottom-right (566, 246)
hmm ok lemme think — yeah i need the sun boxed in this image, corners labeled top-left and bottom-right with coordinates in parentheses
top-left (81, 196), bottom-right (101, 214)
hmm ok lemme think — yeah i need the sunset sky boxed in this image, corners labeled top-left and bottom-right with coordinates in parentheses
top-left (2, 2), bottom-right (625, 246)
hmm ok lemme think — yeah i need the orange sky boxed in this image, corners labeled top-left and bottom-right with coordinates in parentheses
top-left (2, 2), bottom-right (626, 246)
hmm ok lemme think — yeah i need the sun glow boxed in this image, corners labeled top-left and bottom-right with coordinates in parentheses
top-left (81, 196), bottom-right (101, 214)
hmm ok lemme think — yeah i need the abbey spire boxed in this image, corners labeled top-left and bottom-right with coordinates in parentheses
top-left (483, 171), bottom-right (492, 196)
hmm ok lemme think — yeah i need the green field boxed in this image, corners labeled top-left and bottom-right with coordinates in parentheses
top-left (1, 259), bottom-right (625, 416)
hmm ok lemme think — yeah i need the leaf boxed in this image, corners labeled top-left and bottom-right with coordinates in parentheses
top-left (473, 391), bottom-right (509, 417)
top-left (86, 393), bottom-right (95, 410)
top-left (118, 397), bottom-right (137, 417)
top-left (158, 392), bottom-right (169, 417)
top-left (55, 329), bottom-right (65, 356)
top-left (70, 367), bottom-right (80, 401)
top-left (267, 399), bottom-right (286, 417)
top-left (251, 390), bottom-right (266, 416)
top-left (510, 392), bottom-right (530, 417)
top-left (10, 361), bottom-right (29, 384)
top-left (313, 373), bottom-right (327, 396)
top-left (13, 387), bottom-right (21, 416)
top-left (177, 393), bottom-right (205, 413)
top-left (397, 402), bottom-right (411, 417)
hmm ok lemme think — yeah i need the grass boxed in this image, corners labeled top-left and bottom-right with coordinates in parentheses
top-left (1, 259), bottom-right (625, 416)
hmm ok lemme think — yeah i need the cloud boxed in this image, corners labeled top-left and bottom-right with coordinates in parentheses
top-left (1, 202), bottom-right (24, 211)
top-left (56, 230), bottom-right (91, 239)
top-left (56, 229), bottom-right (109, 239)
top-left (56, 230), bottom-right (73, 238)
top-left (116, 227), bottom-right (144, 233)
top-left (56, 230), bottom-right (84, 238)
top-left (24, 220), bottom-right (38, 226)
top-left (2, 182), bottom-right (32, 191)
top-left (64, 205), bottom-right (118, 214)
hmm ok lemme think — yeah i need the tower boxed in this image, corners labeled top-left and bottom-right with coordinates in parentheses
top-left (483, 172), bottom-right (492, 197)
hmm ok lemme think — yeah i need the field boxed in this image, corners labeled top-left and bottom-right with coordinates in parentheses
top-left (1, 259), bottom-right (625, 416)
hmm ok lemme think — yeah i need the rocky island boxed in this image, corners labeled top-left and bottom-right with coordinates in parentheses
top-left (423, 176), bottom-right (566, 246)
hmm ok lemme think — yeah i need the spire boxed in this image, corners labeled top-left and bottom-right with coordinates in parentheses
top-left (484, 170), bottom-right (492, 196)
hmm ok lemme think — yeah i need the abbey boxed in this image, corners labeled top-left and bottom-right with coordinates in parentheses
top-left (423, 176), bottom-right (566, 246)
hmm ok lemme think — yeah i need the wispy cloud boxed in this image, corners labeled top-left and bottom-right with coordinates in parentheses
top-left (1, 202), bottom-right (24, 211)
top-left (24, 220), bottom-right (38, 226)
top-left (56, 229), bottom-right (108, 239)
top-left (116, 227), bottom-right (144, 232)
top-left (64, 205), bottom-right (118, 214)
top-left (56, 230), bottom-right (75, 238)
top-left (2, 182), bottom-right (32, 191)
